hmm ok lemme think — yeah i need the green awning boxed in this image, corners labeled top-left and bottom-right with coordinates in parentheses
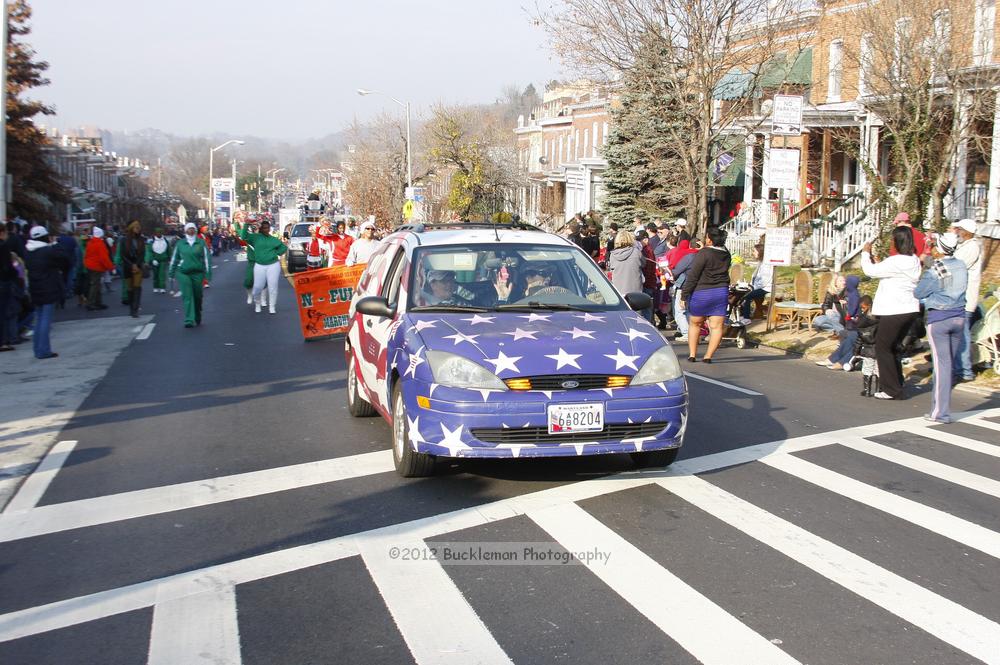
top-left (714, 47), bottom-right (813, 100)
top-left (760, 48), bottom-right (813, 87)
top-left (715, 70), bottom-right (752, 100)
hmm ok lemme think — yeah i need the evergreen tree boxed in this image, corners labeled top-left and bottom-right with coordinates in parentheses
top-left (601, 38), bottom-right (686, 227)
top-left (6, 0), bottom-right (67, 222)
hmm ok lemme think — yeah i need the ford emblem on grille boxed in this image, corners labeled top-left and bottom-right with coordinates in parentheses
top-left (561, 380), bottom-right (580, 389)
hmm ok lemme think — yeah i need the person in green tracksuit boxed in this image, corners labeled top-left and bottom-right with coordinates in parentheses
top-left (240, 224), bottom-right (267, 308)
top-left (168, 222), bottom-right (212, 328)
top-left (237, 220), bottom-right (287, 314)
top-left (145, 228), bottom-right (171, 293)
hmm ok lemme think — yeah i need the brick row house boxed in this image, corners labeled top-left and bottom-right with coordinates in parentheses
top-left (514, 84), bottom-right (611, 228)
top-left (719, 0), bottom-right (1000, 266)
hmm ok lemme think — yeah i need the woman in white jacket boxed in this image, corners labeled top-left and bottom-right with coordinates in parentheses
top-left (861, 226), bottom-right (922, 400)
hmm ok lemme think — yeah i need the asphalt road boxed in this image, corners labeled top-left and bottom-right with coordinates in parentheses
top-left (1, 253), bottom-right (999, 665)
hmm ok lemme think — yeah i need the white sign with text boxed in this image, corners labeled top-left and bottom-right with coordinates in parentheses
top-left (763, 226), bottom-right (794, 266)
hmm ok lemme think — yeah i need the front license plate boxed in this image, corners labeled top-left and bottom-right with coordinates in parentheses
top-left (548, 403), bottom-right (604, 434)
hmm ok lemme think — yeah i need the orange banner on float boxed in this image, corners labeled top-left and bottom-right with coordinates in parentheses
top-left (292, 264), bottom-right (367, 340)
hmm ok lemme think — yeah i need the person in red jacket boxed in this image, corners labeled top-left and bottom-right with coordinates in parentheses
top-left (330, 220), bottom-right (353, 266)
top-left (83, 227), bottom-right (115, 310)
top-left (888, 212), bottom-right (927, 258)
top-left (637, 230), bottom-right (658, 324)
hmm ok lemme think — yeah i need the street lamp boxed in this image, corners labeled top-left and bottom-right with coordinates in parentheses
top-left (357, 88), bottom-right (412, 192)
top-left (208, 139), bottom-right (244, 223)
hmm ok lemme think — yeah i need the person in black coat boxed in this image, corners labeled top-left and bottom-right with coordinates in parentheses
top-left (24, 225), bottom-right (69, 359)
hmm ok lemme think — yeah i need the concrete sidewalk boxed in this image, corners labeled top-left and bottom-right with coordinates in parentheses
top-left (0, 315), bottom-right (151, 510)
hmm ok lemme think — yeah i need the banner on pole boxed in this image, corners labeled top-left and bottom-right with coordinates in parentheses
top-left (292, 264), bottom-right (367, 340)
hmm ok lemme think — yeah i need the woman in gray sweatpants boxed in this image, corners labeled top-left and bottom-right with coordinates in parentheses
top-left (914, 232), bottom-right (968, 424)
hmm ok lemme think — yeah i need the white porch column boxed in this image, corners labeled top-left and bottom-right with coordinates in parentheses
top-left (743, 134), bottom-right (756, 205)
top-left (951, 92), bottom-right (972, 219)
top-left (988, 89), bottom-right (1000, 222)
top-left (761, 134), bottom-right (772, 196)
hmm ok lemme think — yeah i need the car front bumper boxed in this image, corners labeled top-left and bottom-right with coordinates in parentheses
top-left (399, 378), bottom-right (687, 459)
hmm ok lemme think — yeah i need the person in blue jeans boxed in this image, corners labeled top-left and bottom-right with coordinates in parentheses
top-left (914, 232), bottom-right (968, 424)
top-left (24, 225), bottom-right (70, 359)
top-left (817, 275), bottom-right (862, 370)
top-left (951, 219), bottom-right (981, 381)
top-left (812, 274), bottom-right (847, 334)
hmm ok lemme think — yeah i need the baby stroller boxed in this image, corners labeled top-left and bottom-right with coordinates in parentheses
top-left (972, 292), bottom-right (1000, 371)
top-left (697, 282), bottom-right (753, 349)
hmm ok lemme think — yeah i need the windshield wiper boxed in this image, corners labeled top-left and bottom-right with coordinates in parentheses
top-left (494, 302), bottom-right (589, 312)
top-left (409, 305), bottom-right (491, 313)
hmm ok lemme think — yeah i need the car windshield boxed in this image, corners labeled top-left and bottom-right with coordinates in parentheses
top-left (408, 243), bottom-right (625, 312)
top-left (290, 224), bottom-right (312, 237)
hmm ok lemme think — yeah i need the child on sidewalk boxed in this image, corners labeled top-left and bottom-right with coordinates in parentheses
top-left (854, 295), bottom-right (880, 396)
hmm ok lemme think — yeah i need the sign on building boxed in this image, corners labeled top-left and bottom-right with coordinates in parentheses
top-left (763, 226), bottom-right (794, 266)
top-left (771, 94), bottom-right (804, 135)
top-left (768, 148), bottom-right (801, 192)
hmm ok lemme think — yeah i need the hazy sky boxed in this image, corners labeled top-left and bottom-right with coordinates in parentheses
top-left (29, 0), bottom-right (563, 140)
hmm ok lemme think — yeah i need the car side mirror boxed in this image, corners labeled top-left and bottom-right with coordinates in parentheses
top-left (624, 292), bottom-right (652, 312)
top-left (355, 296), bottom-right (396, 318)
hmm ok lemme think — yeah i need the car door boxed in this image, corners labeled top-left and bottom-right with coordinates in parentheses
top-left (356, 245), bottom-right (406, 410)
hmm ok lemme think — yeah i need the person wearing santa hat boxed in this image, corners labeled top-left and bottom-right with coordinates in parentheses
top-left (169, 222), bottom-right (212, 328)
top-left (83, 227), bottom-right (114, 310)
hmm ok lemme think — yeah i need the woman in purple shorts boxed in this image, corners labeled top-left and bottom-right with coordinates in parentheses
top-left (680, 227), bottom-right (732, 363)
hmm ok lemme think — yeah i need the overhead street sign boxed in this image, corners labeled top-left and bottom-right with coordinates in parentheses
top-left (772, 94), bottom-right (804, 135)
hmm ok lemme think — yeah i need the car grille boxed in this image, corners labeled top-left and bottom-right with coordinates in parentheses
top-left (471, 422), bottom-right (667, 445)
top-left (503, 374), bottom-right (630, 391)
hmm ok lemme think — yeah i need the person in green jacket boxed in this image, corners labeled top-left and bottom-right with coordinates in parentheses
top-left (168, 222), bottom-right (212, 328)
top-left (145, 228), bottom-right (171, 293)
top-left (237, 219), bottom-right (287, 314)
top-left (240, 224), bottom-right (267, 308)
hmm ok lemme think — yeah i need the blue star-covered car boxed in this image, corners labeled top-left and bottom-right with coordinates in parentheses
top-left (345, 222), bottom-right (688, 477)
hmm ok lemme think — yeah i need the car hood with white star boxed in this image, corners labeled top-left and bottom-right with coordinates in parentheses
top-left (405, 310), bottom-right (664, 377)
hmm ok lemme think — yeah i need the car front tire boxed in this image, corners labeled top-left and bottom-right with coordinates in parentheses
top-left (630, 448), bottom-right (679, 468)
top-left (392, 385), bottom-right (435, 477)
top-left (347, 354), bottom-right (377, 417)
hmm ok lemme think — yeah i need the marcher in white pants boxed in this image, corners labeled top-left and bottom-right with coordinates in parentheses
top-left (252, 262), bottom-right (281, 313)
top-left (237, 219), bottom-right (287, 315)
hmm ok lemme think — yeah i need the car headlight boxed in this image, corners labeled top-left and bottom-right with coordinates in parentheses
top-left (425, 351), bottom-right (507, 390)
top-left (631, 346), bottom-right (682, 385)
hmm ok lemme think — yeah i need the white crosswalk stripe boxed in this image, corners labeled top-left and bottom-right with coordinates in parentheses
top-left (0, 410), bottom-right (998, 665)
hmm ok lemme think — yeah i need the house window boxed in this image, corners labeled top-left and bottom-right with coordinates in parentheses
top-left (858, 34), bottom-right (873, 97)
top-left (584, 128), bottom-right (590, 156)
top-left (827, 39), bottom-right (843, 102)
top-left (974, 0), bottom-right (995, 66)
top-left (557, 136), bottom-right (563, 166)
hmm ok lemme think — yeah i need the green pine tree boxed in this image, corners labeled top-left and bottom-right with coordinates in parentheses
top-left (602, 38), bottom-right (685, 227)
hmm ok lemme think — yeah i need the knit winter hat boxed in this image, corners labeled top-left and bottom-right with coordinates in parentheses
top-left (184, 222), bottom-right (197, 232)
top-left (92, 227), bottom-right (105, 239)
top-left (936, 232), bottom-right (959, 255)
